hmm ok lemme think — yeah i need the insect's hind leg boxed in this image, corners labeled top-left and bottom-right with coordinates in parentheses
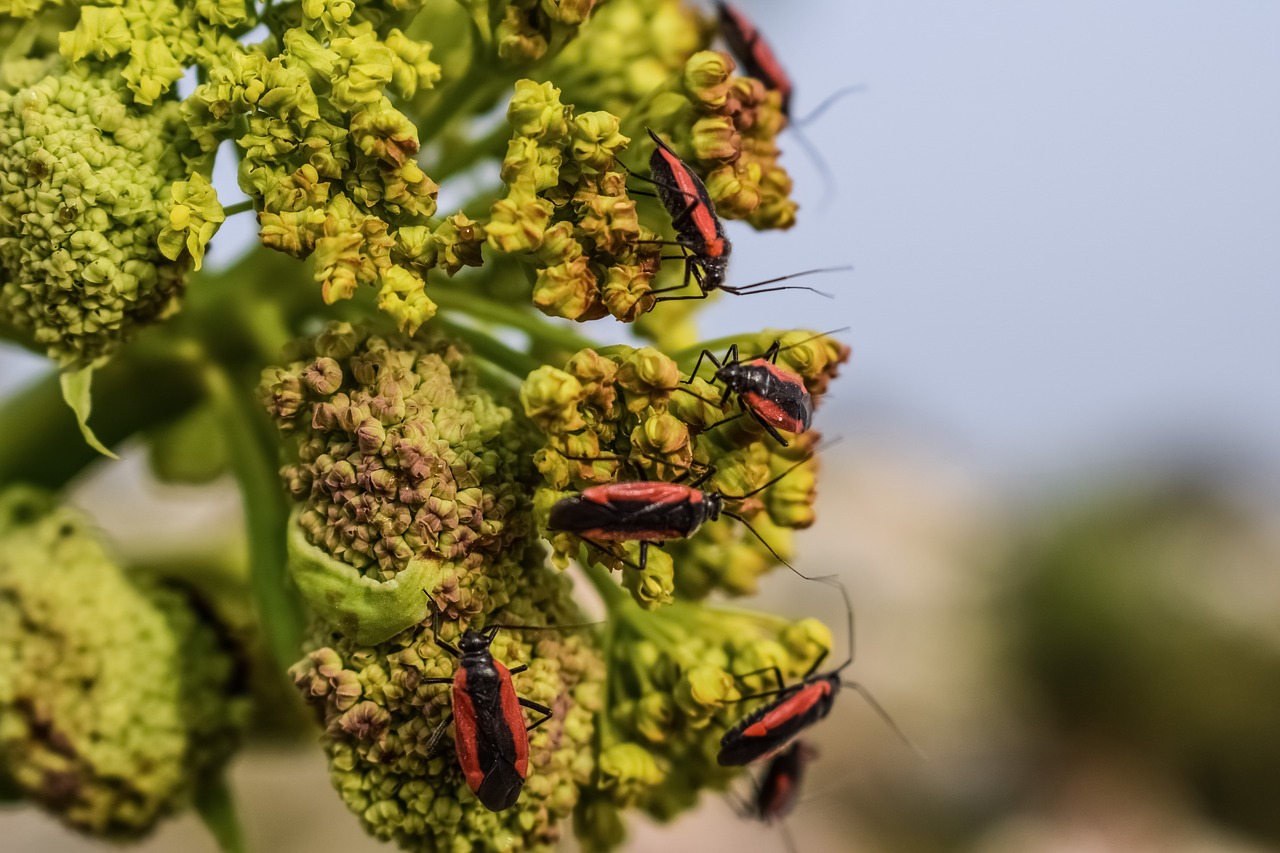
top-left (519, 698), bottom-right (554, 732)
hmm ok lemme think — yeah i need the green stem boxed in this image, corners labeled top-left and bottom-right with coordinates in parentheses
top-left (0, 343), bottom-right (203, 490)
top-left (435, 316), bottom-right (541, 378)
top-left (672, 333), bottom-right (766, 369)
top-left (431, 122), bottom-right (511, 182)
top-left (222, 200), bottom-right (255, 217)
top-left (432, 286), bottom-right (600, 353)
top-left (417, 64), bottom-right (505, 146)
top-left (205, 365), bottom-right (307, 672)
top-left (580, 558), bottom-right (629, 613)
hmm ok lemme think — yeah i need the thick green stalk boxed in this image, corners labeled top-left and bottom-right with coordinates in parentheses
top-left (432, 285), bottom-right (600, 352)
top-left (0, 343), bottom-right (203, 489)
top-left (205, 365), bottom-right (307, 671)
top-left (436, 316), bottom-right (542, 378)
top-left (580, 557), bottom-right (630, 613)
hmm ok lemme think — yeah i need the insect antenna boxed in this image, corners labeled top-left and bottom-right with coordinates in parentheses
top-left (479, 621), bottom-right (605, 633)
top-left (719, 509), bottom-right (834, 584)
top-left (841, 680), bottom-right (925, 759)
top-left (721, 265), bottom-right (850, 298)
top-left (718, 438), bottom-right (845, 501)
top-left (788, 85), bottom-right (866, 211)
top-left (793, 85), bottom-right (866, 129)
top-left (821, 576), bottom-right (925, 758)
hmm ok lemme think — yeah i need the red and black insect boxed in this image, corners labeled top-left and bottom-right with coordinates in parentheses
top-left (716, 1), bottom-right (795, 118)
top-left (685, 340), bottom-right (812, 447)
top-left (716, 2), bottom-right (862, 127)
top-left (718, 580), bottom-right (910, 766)
top-left (752, 740), bottom-right (815, 823)
top-left (547, 455), bottom-right (818, 578)
top-left (636, 128), bottom-right (844, 303)
top-left (715, 3), bottom-right (862, 205)
top-left (423, 625), bottom-right (554, 812)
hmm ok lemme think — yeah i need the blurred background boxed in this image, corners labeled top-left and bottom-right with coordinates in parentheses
top-left (4, 1), bottom-right (1279, 851)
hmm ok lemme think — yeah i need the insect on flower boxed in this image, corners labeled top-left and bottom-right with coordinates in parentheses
top-left (632, 128), bottom-right (845, 303)
top-left (752, 740), bottom-right (816, 823)
top-left (729, 741), bottom-right (817, 853)
top-left (682, 329), bottom-right (849, 447)
top-left (423, 624), bottom-right (555, 812)
top-left (716, 1), bottom-right (796, 119)
top-left (715, 3), bottom-right (863, 200)
top-left (547, 453), bottom-right (823, 579)
top-left (718, 579), bottom-right (913, 766)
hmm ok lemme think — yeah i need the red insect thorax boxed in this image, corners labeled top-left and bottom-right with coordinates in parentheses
top-left (743, 681), bottom-right (832, 739)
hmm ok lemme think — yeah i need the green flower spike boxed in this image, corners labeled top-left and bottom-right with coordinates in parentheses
top-left (0, 488), bottom-right (248, 839)
top-left (635, 50), bottom-right (797, 230)
top-left (289, 567), bottom-right (604, 852)
top-left (183, 12), bottom-right (446, 335)
top-left (0, 63), bottom-right (193, 367)
top-left (487, 79), bottom-right (658, 323)
top-left (261, 322), bottom-right (536, 634)
top-left (582, 595), bottom-right (831, 838)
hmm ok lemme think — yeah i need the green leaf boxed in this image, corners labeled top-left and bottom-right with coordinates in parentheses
top-left (195, 775), bottom-right (245, 853)
top-left (59, 368), bottom-right (119, 459)
top-left (286, 508), bottom-right (435, 645)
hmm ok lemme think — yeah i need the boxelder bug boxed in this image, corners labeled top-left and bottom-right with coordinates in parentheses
top-left (547, 453), bottom-right (823, 580)
top-left (714, 3), bottom-right (863, 202)
top-left (718, 579), bottom-right (912, 766)
top-left (423, 624), bottom-right (554, 812)
top-left (752, 740), bottom-right (815, 823)
top-left (682, 329), bottom-right (849, 447)
top-left (715, 1), bottom-right (796, 118)
top-left (635, 128), bottom-right (846, 303)
top-left (728, 740), bottom-right (817, 853)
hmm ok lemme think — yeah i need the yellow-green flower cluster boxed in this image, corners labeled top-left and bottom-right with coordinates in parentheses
top-left (521, 330), bottom-right (848, 603)
top-left (183, 0), bottom-right (450, 334)
top-left (470, 0), bottom-right (602, 66)
top-left (544, 0), bottom-right (708, 118)
top-left (487, 79), bottom-right (659, 323)
top-left (636, 50), bottom-right (797, 229)
top-left (289, 565), bottom-right (604, 853)
top-left (0, 62), bottom-right (193, 367)
top-left (578, 601), bottom-right (831, 844)
top-left (260, 322), bottom-right (535, 625)
top-left (0, 488), bottom-right (248, 839)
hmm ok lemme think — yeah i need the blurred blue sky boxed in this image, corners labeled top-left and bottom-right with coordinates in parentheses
top-left (2, 1), bottom-right (1276, 491)
top-left (717, 1), bottom-right (1280, 488)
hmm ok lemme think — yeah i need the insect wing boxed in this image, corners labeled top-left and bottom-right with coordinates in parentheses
top-left (454, 660), bottom-right (528, 811)
top-left (718, 681), bottom-right (834, 766)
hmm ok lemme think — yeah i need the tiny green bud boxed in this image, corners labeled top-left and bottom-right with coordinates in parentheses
top-left (597, 744), bottom-right (664, 806)
top-left (521, 366), bottom-right (588, 433)
top-left (682, 50), bottom-right (733, 108)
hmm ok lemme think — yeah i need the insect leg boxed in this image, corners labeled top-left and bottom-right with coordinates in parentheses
top-left (508, 664), bottom-right (528, 676)
top-left (426, 712), bottom-right (455, 756)
top-left (731, 665), bottom-right (788, 694)
top-left (684, 348), bottom-right (724, 384)
top-left (748, 408), bottom-right (791, 447)
top-left (699, 411), bottom-right (747, 434)
top-left (577, 535), bottom-right (645, 572)
top-left (519, 698), bottom-right (555, 732)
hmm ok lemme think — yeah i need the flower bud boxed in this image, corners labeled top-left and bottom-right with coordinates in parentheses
top-left (521, 366), bottom-right (588, 434)
top-left (683, 50), bottom-right (733, 108)
top-left (597, 744), bottom-right (664, 806)
top-left (617, 347), bottom-right (680, 412)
